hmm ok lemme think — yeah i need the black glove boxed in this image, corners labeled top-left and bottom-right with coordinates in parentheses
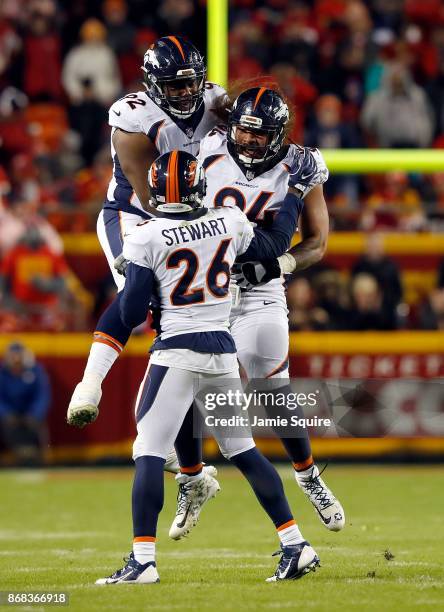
top-left (234, 259), bottom-right (281, 291)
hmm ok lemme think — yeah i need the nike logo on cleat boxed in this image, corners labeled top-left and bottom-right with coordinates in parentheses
top-left (113, 110), bottom-right (121, 116)
top-left (176, 504), bottom-right (192, 529)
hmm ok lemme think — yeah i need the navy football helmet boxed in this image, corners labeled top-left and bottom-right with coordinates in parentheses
top-left (148, 151), bottom-right (206, 213)
top-left (227, 87), bottom-right (289, 172)
top-left (142, 36), bottom-right (206, 118)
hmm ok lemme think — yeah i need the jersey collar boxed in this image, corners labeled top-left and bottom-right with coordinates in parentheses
top-left (227, 143), bottom-right (290, 181)
top-left (166, 102), bottom-right (205, 138)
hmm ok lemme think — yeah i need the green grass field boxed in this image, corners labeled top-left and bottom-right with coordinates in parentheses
top-left (1, 465), bottom-right (443, 611)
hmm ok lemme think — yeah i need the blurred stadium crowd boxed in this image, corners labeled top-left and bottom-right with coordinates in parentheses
top-left (1, 0), bottom-right (444, 333)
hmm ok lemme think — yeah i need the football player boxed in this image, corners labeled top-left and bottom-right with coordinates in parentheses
top-left (96, 150), bottom-right (320, 584)
top-left (171, 87), bottom-right (344, 534)
top-left (67, 36), bottom-right (226, 424)
top-left (67, 36), bottom-right (227, 481)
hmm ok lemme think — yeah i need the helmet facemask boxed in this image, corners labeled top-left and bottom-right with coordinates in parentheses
top-left (228, 119), bottom-right (285, 169)
top-left (143, 67), bottom-right (206, 119)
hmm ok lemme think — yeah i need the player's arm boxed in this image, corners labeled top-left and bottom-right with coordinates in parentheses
top-left (237, 187), bottom-right (304, 262)
top-left (112, 129), bottom-right (157, 212)
top-left (237, 185), bottom-right (328, 288)
top-left (119, 262), bottom-right (154, 328)
top-left (119, 232), bottom-right (155, 328)
top-left (284, 184), bottom-right (329, 272)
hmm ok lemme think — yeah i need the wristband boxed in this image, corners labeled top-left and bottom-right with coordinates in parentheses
top-left (277, 252), bottom-right (296, 274)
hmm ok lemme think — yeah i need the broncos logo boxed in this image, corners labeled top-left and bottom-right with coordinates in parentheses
top-left (144, 47), bottom-right (160, 69)
top-left (150, 162), bottom-right (159, 188)
top-left (186, 160), bottom-right (198, 187)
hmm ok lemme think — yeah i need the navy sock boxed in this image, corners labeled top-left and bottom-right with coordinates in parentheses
top-left (230, 447), bottom-right (293, 528)
top-left (132, 455), bottom-right (165, 538)
top-left (174, 405), bottom-right (203, 473)
top-left (95, 292), bottom-right (132, 347)
top-left (264, 384), bottom-right (313, 466)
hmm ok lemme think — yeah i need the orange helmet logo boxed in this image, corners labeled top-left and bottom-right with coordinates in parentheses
top-left (150, 162), bottom-right (159, 188)
top-left (187, 160), bottom-right (197, 187)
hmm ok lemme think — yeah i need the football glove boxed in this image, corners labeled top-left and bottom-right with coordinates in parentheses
top-left (114, 253), bottom-right (129, 276)
top-left (234, 259), bottom-right (282, 291)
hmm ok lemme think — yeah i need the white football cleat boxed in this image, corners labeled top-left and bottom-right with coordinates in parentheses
top-left (67, 378), bottom-right (102, 428)
top-left (95, 553), bottom-right (159, 584)
top-left (169, 469), bottom-right (220, 540)
top-left (295, 465), bottom-right (345, 531)
top-left (266, 542), bottom-right (320, 582)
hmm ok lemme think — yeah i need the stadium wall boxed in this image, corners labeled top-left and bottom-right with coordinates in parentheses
top-left (0, 332), bottom-right (442, 464)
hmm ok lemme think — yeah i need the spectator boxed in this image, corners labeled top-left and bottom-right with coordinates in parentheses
top-left (361, 62), bottom-right (434, 147)
top-left (311, 268), bottom-right (351, 330)
top-left (102, 0), bottom-right (135, 56)
top-left (0, 342), bottom-right (50, 465)
top-left (0, 225), bottom-right (68, 329)
top-left (62, 18), bottom-right (121, 106)
top-left (351, 233), bottom-right (403, 328)
top-left (361, 171), bottom-right (424, 232)
top-left (68, 78), bottom-right (107, 165)
top-left (347, 272), bottom-right (395, 330)
top-left (117, 27), bottom-right (156, 89)
top-left (305, 94), bottom-right (362, 202)
top-left (152, 0), bottom-right (206, 52)
top-left (22, 0), bottom-right (63, 101)
top-left (418, 288), bottom-right (444, 330)
top-left (306, 94), bottom-right (362, 149)
top-left (0, 13), bottom-right (22, 91)
top-left (271, 62), bottom-right (317, 143)
top-left (286, 276), bottom-right (329, 331)
top-left (426, 55), bottom-right (444, 141)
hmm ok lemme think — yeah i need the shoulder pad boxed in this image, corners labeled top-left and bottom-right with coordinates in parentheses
top-left (204, 82), bottom-right (228, 104)
top-left (287, 145), bottom-right (329, 197)
top-left (199, 126), bottom-right (227, 159)
top-left (109, 91), bottom-right (158, 133)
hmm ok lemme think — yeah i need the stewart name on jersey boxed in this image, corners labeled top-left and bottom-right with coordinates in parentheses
top-left (105, 83), bottom-right (226, 215)
top-left (123, 207), bottom-right (255, 341)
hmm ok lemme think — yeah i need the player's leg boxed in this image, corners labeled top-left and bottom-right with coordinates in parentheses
top-left (68, 209), bottom-right (141, 427)
top-left (169, 404), bottom-right (220, 540)
top-left (199, 370), bottom-right (320, 581)
top-left (97, 364), bottom-right (195, 584)
top-left (231, 304), bottom-right (345, 531)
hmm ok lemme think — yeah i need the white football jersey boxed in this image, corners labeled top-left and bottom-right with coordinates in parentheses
top-left (122, 206), bottom-right (255, 340)
top-left (106, 83), bottom-right (227, 213)
top-left (198, 127), bottom-right (329, 305)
